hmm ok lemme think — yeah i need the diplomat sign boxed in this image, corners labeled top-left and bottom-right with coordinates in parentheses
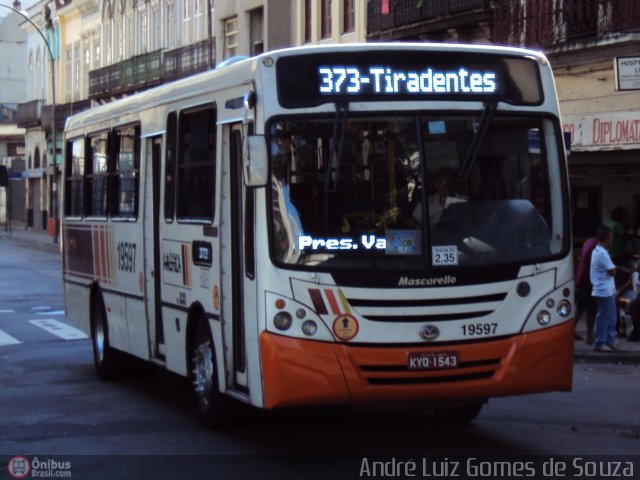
top-left (562, 110), bottom-right (640, 151)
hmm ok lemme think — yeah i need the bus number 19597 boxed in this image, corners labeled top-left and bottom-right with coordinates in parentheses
top-left (117, 241), bottom-right (137, 273)
top-left (461, 323), bottom-right (498, 336)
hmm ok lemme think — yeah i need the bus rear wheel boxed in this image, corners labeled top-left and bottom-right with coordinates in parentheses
top-left (91, 295), bottom-right (122, 380)
top-left (433, 403), bottom-right (484, 425)
top-left (191, 319), bottom-right (235, 429)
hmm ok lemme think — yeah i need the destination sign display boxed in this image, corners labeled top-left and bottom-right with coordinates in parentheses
top-left (276, 51), bottom-right (542, 108)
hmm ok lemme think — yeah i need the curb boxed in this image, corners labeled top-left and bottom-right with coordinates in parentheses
top-left (0, 232), bottom-right (61, 255)
top-left (574, 351), bottom-right (640, 365)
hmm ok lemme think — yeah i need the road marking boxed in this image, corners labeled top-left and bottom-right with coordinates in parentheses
top-left (29, 319), bottom-right (88, 340)
top-left (0, 309), bottom-right (15, 313)
top-left (0, 329), bottom-right (21, 346)
top-left (36, 310), bottom-right (65, 316)
top-left (31, 306), bottom-right (51, 311)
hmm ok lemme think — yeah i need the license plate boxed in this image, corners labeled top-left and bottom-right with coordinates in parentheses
top-left (408, 351), bottom-right (459, 370)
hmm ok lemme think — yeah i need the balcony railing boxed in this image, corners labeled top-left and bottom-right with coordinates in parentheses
top-left (41, 99), bottom-right (91, 133)
top-left (367, 0), bottom-right (492, 38)
top-left (163, 39), bottom-right (213, 83)
top-left (17, 100), bottom-right (43, 128)
top-left (494, 0), bottom-right (640, 50)
top-left (89, 40), bottom-right (215, 101)
top-left (89, 49), bottom-right (163, 100)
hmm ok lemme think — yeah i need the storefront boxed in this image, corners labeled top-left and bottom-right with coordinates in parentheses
top-left (563, 110), bottom-right (640, 251)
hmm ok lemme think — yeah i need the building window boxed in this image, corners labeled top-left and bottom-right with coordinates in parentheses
top-left (74, 42), bottom-right (80, 100)
top-left (118, 15), bottom-right (125, 60)
top-left (86, 132), bottom-right (109, 217)
top-left (250, 7), bottom-right (263, 56)
top-left (304, 0), bottom-right (312, 43)
top-left (177, 105), bottom-right (216, 222)
top-left (93, 38), bottom-right (101, 69)
top-left (150, 3), bottom-right (160, 51)
top-left (64, 138), bottom-right (85, 217)
top-left (321, 0), bottom-right (332, 39)
top-left (193, 0), bottom-right (202, 41)
top-left (82, 42), bottom-right (90, 98)
top-left (224, 17), bottom-right (238, 59)
top-left (7, 143), bottom-right (22, 157)
top-left (343, 0), bottom-right (355, 33)
top-left (112, 125), bottom-right (140, 219)
top-left (182, 0), bottom-right (190, 45)
top-left (166, 1), bottom-right (176, 49)
top-left (65, 46), bottom-right (72, 102)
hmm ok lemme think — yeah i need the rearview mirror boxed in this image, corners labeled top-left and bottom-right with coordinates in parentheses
top-left (243, 135), bottom-right (268, 187)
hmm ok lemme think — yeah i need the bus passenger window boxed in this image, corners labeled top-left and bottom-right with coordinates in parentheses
top-left (164, 112), bottom-right (177, 221)
top-left (112, 125), bottom-right (140, 219)
top-left (177, 105), bottom-right (216, 222)
top-left (64, 138), bottom-right (85, 217)
top-left (86, 132), bottom-right (109, 217)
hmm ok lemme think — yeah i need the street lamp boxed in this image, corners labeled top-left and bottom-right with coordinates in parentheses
top-left (1, 0), bottom-right (58, 243)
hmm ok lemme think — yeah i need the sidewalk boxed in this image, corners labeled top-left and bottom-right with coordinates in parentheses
top-left (0, 221), bottom-right (61, 255)
top-left (573, 318), bottom-right (640, 365)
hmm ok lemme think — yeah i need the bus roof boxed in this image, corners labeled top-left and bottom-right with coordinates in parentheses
top-left (65, 42), bottom-right (550, 133)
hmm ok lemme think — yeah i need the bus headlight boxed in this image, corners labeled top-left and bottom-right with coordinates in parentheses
top-left (301, 320), bottom-right (318, 337)
top-left (274, 312), bottom-right (293, 331)
top-left (557, 300), bottom-right (572, 318)
top-left (537, 310), bottom-right (551, 326)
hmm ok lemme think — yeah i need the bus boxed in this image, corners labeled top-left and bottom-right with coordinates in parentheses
top-left (62, 43), bottom-right (573, 427)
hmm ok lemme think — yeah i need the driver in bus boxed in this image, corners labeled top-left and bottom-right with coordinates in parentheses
top-left (412, 167), bottom-right (467, 228)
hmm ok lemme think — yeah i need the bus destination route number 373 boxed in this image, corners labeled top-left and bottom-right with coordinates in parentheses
top-left (62, 43), bottom-right (574, 428)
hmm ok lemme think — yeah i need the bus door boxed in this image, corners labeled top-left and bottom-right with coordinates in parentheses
top-left (220, 122), bottom-right (256, 392)
top-left (142, 135), bottom-right (165, 361)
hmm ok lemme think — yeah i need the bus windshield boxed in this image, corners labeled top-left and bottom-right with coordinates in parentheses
top-left (269, 114), bottom-right (567, 270)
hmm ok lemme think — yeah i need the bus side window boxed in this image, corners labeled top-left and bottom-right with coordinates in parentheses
top-left (86, 132), bottom-right (109, 218)
top-left (164, 112), bottom-right (177, 222)
top-left (177, 105), bottom-right (216, 222)
top-left (111, 125), bottom-right (140, 220)
top-left (64, 137), bottom-right (85, 218)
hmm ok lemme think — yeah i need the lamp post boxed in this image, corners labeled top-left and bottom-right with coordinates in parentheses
top-left (1, 0), bottom-right (57, 243)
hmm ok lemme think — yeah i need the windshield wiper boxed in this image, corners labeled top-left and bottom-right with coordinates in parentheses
top-left (324, 101), bottom-right (349, 194)
top-left (457, 100), bottom-right (497, 183)
top-left (324, 102), bottom-right (349, 231)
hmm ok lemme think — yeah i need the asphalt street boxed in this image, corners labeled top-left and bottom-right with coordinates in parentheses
top-left (0, 231), bottom-right (638, 479)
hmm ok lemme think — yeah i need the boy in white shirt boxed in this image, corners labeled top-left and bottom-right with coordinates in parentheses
top-left (590, 225), bottom-right (617, 352)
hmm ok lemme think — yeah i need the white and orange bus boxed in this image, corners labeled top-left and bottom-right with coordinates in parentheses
top-left (62, 43), bottom-right (573, 427)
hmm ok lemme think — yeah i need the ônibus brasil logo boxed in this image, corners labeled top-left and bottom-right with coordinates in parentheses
top-left (7, 456), bottom-right (30, 479)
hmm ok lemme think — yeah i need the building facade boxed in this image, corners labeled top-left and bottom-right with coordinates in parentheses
top-left (214, 0), bottom-right (293, 62)
top-left (0, 9), bottom-right (27, 227)
top-left (494, 0), bottom-right (640, 246)
top-left (292, 0), bottom-right (366, 46)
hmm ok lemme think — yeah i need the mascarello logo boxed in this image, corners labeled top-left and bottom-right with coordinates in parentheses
top-left (7, 456), bottom-right (31, 479)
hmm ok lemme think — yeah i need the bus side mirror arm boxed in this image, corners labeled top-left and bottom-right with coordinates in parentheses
top-left (243, 135), bottom-right (268, 187)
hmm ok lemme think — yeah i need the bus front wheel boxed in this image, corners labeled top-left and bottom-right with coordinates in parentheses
top-left (191, 319), bottom-right (235, 429)
top-left (90, 295), bottom-right (122, 381)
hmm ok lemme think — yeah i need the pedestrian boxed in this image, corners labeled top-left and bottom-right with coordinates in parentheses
top-left (590, 225), bottom-right (618, 352)
top-left (574, 236), bottom-right (598, 344)
top-left (606, 206), bottom-right (628, 265)
top-left (623, 259), bottom-right (640, 342)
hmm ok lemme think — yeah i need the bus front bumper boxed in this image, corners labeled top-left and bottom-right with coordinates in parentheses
top-left (259, 321), bottom-right (574, 409)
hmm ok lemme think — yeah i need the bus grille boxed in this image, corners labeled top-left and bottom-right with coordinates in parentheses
top-left (346, 293), bottom-right (507, 322)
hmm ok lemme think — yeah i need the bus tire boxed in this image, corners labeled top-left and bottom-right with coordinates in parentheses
top-left (191, 319), bottom-right (235, 429)
top-left (433, 403), bottom-right (484, 425)
top-left (90, 294), bottom-right (122, 381)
